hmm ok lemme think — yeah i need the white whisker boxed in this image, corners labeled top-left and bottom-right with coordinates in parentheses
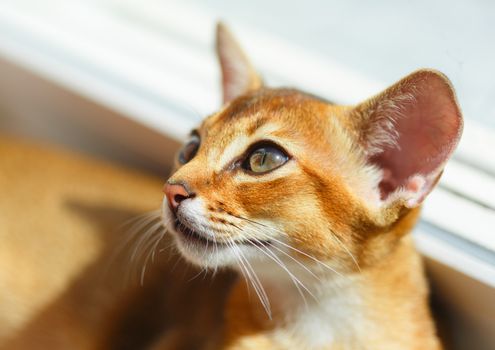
top-left (247, 237), bottom-right (316, 307)
top-left (329, 231), bottom-right (361, 272)
top-left (233, 216), bottom-right (343, 278)
top-left (230, 238), bottom-right (272, 319)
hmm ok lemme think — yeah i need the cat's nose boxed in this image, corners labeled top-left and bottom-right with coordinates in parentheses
top-left (164, 183), bottom-right (193, 211)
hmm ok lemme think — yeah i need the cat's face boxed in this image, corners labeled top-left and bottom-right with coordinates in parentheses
top-left (162, 88), bottom-right (375, 270)
top-left (161, 24), bottom-right (462, 273)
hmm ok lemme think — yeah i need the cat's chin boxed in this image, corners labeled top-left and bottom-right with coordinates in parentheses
top-left (169, 224), bottom-right (267, 269)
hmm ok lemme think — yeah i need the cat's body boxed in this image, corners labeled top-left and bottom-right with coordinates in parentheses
top-left (0, 23), bottom-right (462, 349)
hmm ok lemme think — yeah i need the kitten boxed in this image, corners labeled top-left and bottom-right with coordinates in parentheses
top-left (0, 22), bottom-right (462, 350)
top-left (159, 23), bottom-right (463, 349)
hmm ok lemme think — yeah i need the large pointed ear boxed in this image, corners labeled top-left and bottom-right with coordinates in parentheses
top-left (216, 22), bottom-right (263, 104)
top-left (353, 70), bottom-right (463, 208)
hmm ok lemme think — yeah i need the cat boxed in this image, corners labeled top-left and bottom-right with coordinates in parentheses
top-left (0, 22), bottom-right (462, 350)
top-left (158, 23), bottom-right (463, 349)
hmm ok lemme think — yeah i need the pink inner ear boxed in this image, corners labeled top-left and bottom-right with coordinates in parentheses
top-left (369, 75), bottom-right (462, 203)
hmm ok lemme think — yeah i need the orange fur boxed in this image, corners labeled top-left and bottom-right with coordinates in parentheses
top-left (161, 24), bottom-right (462, 349)
top-left (166, 88), bottom-right (444, 349)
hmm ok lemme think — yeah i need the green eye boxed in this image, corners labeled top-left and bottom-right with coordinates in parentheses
top-left (244, 145), bottom-right (289, 174)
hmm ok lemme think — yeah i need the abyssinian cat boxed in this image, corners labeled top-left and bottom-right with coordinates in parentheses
top-left (159, 23), bottom-right (462, 349)
top-left (0, 23), bottom-right (462, 349)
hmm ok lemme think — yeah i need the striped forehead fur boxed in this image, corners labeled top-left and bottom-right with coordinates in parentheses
top-left (201, 87), bottom-right (384, 211)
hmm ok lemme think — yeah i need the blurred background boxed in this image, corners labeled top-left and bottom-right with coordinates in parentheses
top-left (0, 0), bottom-right (494, 349)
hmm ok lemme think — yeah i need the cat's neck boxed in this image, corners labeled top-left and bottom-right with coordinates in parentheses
top-left (224, 235), bottom-right (439, 349)
top-left (249, 253), bottom-right (357, 312)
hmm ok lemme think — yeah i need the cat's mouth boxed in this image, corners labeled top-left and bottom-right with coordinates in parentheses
top-left (173, 218), bottom-right (220, 246)
top-left (173, 218), bottom-right (270, 248)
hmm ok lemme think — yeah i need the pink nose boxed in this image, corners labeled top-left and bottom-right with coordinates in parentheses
top-left (164, 183), bottom-right (191, 211)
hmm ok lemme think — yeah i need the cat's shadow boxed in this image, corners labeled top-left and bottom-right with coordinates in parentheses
top-left (1, 199), bottom-right (235, 350)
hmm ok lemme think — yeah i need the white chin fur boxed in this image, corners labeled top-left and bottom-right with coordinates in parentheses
top-left (160, 196), bottom-right (261, 269)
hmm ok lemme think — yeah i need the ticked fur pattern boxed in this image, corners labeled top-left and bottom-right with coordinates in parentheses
top-left (159, 23), bottom-right (463, 349)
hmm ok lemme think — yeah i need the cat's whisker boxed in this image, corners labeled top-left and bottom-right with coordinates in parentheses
top-left (127, 215), bottom-right (162, 252)
top-left (140, 262), bottom-right (148, 286)
top-left (328, 230), bottom-right (361, 272)
top-left (133, 221), bottom-right (169, 286)
top-left (151, 228), bottom-right (167, 263)
top-left (132, 221), bottom-right (164, 263)
top-left (265, 242), bottom-right (322, 282)
top-left (117, 210), bottom-right (161, 231)
top-left (246, 237), bottom-right (316, 307)
top-left (232, 215), bottom-right (343, 277)
top-left (138, 242), bottom-right (155, 285)
top-left (142, 226), bottom-right (168, 278)
top-left (125, 212), bottom-right (161, 240)
top-left (138, 226), bottom-right (168, 286)
top-left (227, 221), bottom-right (323, 304)
top-left (226, 239), bottom-right (251, 298)
top-left (266, 235), bottom-right (343, 278)
top-left (114, 212), bottom-right (161, 260)
top-left (187, 266), bottom-right (207, 283)
top-left (252, 221), bottom-right (359, 273)
top-left (213, 237), bottom-right (220, 275)
top-left (103, 210), bottom-right (162, 287)
top-left (202, 235), bottom-right (210, 262)
top-left (229, 238), bottom-right (272, 319)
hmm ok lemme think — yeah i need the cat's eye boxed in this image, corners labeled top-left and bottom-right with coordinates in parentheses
top-left (243, 145), bottom-right (289, 174)
top-left (179, 135), bottom-right (200, 164)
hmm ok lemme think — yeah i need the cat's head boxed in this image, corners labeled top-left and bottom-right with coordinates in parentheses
top-left (161, 23), bottom-right (462, 272)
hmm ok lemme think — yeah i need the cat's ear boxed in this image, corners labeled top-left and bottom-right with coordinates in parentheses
top-left (353, 70), bottom-right (463, 208)
top-left (216, 22), bottom-right (263, 104)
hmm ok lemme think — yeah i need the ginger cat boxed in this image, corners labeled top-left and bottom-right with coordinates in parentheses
top-left (0, 23), bottom-right (462, 349)
top-left (160, 23), bottom-right (462, 349)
